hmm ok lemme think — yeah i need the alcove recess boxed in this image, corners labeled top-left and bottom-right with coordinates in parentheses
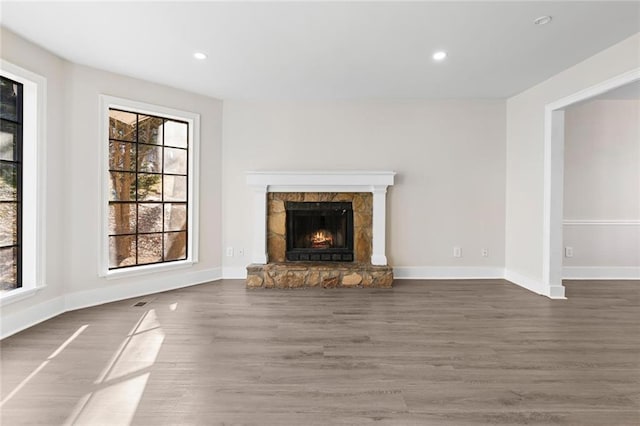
top-left (245, 171), bottom-right (395, 289)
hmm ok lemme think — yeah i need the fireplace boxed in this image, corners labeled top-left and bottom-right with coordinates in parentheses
top-left (285, 201), bottom-right (354, 262)
top-left (245, 171), bottom-right (395, 289)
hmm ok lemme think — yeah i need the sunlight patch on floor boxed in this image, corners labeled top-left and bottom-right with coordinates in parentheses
top-left (69, 373), bottom-right (151, 426)
top-left (64, 309), bottom-right (165, 425)
top-left (0, 324), bottom-right (89, 407)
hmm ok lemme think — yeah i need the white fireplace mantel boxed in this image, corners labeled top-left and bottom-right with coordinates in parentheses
top-left (246, 171), bottom-right (396, 266)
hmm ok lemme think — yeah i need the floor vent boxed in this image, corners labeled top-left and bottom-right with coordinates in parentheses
top-left (133, 301), bottom-right (147, 307)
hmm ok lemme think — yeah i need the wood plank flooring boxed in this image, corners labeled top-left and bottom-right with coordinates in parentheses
top-left (1, 279), bottom-right (638, 425)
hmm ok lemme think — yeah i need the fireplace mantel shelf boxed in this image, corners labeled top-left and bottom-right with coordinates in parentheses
top-left (246, 170), bottom-right (396, 193)
top-left (246, 170), bottom-right (396, 266)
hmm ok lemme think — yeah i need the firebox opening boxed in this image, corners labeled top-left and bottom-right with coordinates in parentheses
top-left (285, 201), bottom-right (354, 262)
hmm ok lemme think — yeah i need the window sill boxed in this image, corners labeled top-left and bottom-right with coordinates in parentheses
top-left (0, 285), bottom-right (45, 307)
top-left (103, 260), bottom-right (195, 280)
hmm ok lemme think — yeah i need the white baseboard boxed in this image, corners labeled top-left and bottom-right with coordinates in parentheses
top-left (503, 269), bottom-right (566, 299)
top-left (65, 267), bottom-right (222, 312)
top-left (393, 266), bottom-right (504, 280)
top-left (1, 267), bottom-right (222, 340)
top-left (1, 296), bottom-right (65, 340)
top-left (222, 266), bottom-right (248, 279)
top-left (504, 269), bottom-right (546, 296)
top-left (563, 266), bottom-right (640, 280)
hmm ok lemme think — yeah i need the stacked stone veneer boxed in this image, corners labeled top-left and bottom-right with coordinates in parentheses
top-left (267, 192), bottom-right (372, 262)
top-left (246, 191), bottom-right (393, 289)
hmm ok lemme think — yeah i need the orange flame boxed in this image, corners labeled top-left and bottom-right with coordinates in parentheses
top-left (310, 230), bottom-right (333, 248)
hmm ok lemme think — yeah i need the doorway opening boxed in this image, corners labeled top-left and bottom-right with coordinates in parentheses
top-left (543, 68), bottom-right (640, 298)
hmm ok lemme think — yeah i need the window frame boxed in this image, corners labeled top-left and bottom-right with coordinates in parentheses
top-left (0, 60), bottom-right (47, 305)
top-left (99, 96), bottom-right (200, 279)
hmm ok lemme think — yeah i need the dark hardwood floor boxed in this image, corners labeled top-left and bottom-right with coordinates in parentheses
top-left (1, 279), bottom-right (638, 425)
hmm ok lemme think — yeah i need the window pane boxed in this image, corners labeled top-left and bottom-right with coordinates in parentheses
top-left (137, 144), bottom-right (162, 173)
top-left (164, 120), bottom-right (187, 148)
top-left (109, 171), bottom-right (136, 202)
top-left (0, 202), bottom-right (17, 245)
top-left (164, 147), bottom-right (186, 175)
top-left (138, 203), bottom-right (162, 233)
top-left (137, 173), bottom-right (162, 201)
top-left (137, 116), bottom-right (163, 145)
top-left (164, 232), bottom-right (186, 261)
top-left (138, 233), bottom-right (162, 264)
top-left (109, 203), bottom-right (136, 235)
top-left (0, 247), bottom-right (17, 290)
top-left (0, 77), bottom-right (19, 122)
top-left (164, 175), bottom-right (186, 201)
top-left (109, 110), bottom-right (136, 141)
top-left (109, 141), bottom-right (136, 171)
top-left (109, 235), bottom-right (136, 268)
top-left (164, 203), bottom-right (186, 232)
top-left (0, 120), bottom-right (17, 161)
top-left (0, 163), bottom-right (18, 201)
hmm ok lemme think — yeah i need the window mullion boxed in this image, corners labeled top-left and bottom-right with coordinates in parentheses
top-left (134, 113), bottom-right (139, 266)
top-left (185, 119), bottom-right (189, 259)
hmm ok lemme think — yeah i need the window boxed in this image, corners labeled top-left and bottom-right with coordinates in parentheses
top-left (101, 97), bottom-right (199, 276)
top-left (0, 76), bottom-right (23, 290)
top-left (0, 60), bottom-right (46, 302)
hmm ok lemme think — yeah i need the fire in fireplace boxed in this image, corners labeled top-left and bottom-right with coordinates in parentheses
top-left (285, 201), bottom-right (354, 262)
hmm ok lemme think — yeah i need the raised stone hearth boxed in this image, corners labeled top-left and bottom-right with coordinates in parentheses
top-left (246, 262), bottom-right (393, 289)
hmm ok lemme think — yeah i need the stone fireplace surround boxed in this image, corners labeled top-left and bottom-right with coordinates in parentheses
top-left (246, 171), bottom-right (395, 288)
top-left (270, 192), bottom-right (367, 263)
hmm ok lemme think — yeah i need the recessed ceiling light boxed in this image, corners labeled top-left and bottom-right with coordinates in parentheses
top-left (432, 51), bottom-right (447, 61)
top-left (193, 52), bottom-right (207, 60)
top-left (534, 15), bottom-right (552, 26)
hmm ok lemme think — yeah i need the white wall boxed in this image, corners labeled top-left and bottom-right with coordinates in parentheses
top-left (0, 28), bottom-right (68, 325)
top-left (505, 33), bottom-right (640, 294)
top-left (564, 100), bottom-right (639, 220)
top-left (563, 99), bottom-right (640, 273)
top-left (222, 100), bottom-right (506, 278)
top-left (0, 28), bottom-right (224, 338)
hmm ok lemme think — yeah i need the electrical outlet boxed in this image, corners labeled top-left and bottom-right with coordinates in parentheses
top-left (226, 247), bottom-right (234, 257)
top-left (481, 248), bottom-right (488, 257)
top-left (238, 248), bottom-right (244, 256)
top-left (565, 246), bottom-right (573, 258)
top-left (453, 247), bottom-right (461, 258)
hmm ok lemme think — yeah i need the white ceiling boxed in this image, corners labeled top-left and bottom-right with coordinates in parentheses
top-left (2, 1), bottom-right (639, 100)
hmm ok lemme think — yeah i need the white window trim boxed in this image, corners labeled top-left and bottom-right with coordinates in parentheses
top-left (99, 95), bottom-right (200, 279)
top-left (0, 60), bottom-right (47, 304)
